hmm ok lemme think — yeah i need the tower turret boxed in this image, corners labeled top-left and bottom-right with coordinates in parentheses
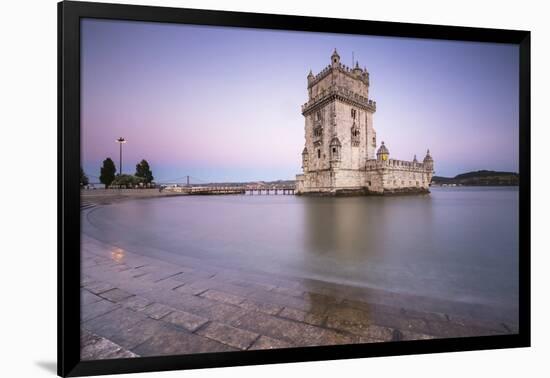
top-left (423, 149), bottom-right (434, 171)
top-left (353, 61), bottom-right (362, 76)
top-left (302, 147), bottom-right (309, 172)
top-left (307, 69), bottom-right (314, 85)
top-left (376, 141), bottom-right (389, 161)
top-left (331, 48), bottom-right (341, 68)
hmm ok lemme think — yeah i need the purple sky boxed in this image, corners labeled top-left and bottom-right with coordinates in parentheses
top-left (81, 19), bottom-right (519, 183)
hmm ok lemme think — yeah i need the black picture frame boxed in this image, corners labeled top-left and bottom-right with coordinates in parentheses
top-left (58, 1), bottom-right (531, 376)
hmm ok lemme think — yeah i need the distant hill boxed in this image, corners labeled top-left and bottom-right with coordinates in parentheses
top-left (432, 170), bottom-right (519, 186)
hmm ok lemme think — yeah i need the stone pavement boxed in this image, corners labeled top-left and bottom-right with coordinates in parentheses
top-left (80, 230), bottom-right (516, 360)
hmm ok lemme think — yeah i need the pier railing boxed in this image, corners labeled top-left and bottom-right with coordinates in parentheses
top-left (164, 185), bottom-right (295, 195)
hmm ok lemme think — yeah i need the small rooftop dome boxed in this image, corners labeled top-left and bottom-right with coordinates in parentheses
top-left (330, 137), bottom-right (342, 147)
top-left (377, 141), bottom-right (389, 156)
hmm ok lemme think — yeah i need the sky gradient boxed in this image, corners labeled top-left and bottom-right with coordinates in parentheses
top-left (81, 19), bottom-right (519, 183)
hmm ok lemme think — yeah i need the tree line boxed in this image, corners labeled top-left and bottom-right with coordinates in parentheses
top-left (80, 158), bottom-right (154, 188)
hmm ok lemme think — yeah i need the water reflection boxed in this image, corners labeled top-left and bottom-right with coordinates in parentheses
top-left (110, 247), bottom-right (125, 263)
top-left (300, 195), bottom-right (436, 291)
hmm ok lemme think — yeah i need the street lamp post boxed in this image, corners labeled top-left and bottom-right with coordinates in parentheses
top-left (116, 137), bottom-right (126, 176)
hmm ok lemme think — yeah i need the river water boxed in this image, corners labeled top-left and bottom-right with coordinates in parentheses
top-left (84, 187), bottom-right (519, 319)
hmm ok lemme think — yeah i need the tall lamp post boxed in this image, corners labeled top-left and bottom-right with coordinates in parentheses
top-left (116, 137), bottom-right (126, 176)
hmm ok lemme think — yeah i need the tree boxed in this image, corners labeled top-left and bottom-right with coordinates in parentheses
top-left (111, 174), bottom-right (144, 188)
top-left (80, 167), bottom-right (89, 187)
top-left (100, 158), bottom-right (116, 188)
top-left (135, 159), bottom-right (154, 184)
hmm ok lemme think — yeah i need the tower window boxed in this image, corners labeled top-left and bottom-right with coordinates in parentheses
top-left (317, 149), bottom-right (321, 158)
top-left (316, 111), bottom-right (321, 121)
top-left (314, 126), bottom-right (323, 137)
top-left (351, 109), bottom-right (357, 119)
top-left (351, 124), bottom-right (360, 147)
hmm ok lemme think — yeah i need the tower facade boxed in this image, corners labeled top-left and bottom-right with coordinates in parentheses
top-left (296, 50), bottom-right (434, 195)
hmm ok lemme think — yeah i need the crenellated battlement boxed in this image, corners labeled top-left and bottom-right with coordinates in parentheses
top-left (365, 158), bottom-right (432, 173)
top-left (302, 85), bottom-right (376, 115)
top-left (307, 63), bottom-right (369, 89)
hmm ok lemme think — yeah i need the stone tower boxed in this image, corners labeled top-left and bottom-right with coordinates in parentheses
top-left (296, 49), bottom-right (433, 195)
top-left (301, 49), bottom-right (377, 177)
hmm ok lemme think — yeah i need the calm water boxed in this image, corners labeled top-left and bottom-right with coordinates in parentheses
top-left (84, 187), bottom-right (519, 313)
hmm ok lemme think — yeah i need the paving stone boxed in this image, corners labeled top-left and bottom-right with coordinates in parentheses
top-left (192, 301), bottom-right (249, 324)
top-left (249, 335), bottom-right (294, 350)
top-left (81, 329), bottom-right (101, 349)
top-left (81, 275), bottom-right (96, 287)
top-left (278, 307), bottom-right (326, 326)
top-left (231, 311), bottom-right (356, 347)
top-left (140, 289), bottom-right (214, 314)
top-left (99, 288), bottom-right (135, 303)
top-left (200, 289), bottom-right (246, 306)
top-left (196, 322), bottom-right (259, 350)
top-left (80, 329), bottom-right (138, 360)
top-left (190, 278), bottom-right (254, 297)
top-left (83, 307), bottom-right (148, 343)
top-left (325, 306), bottom-right (393, 341)
top-left (173, 283), bottom-right (209, 296)
top-left (169, 270), bottom-right (216, 284)
top-left (246, 290), bottom-right (327, 314)
top-left (153, 277), bottom-right (187, 291)
top-left (141, 302), bottom-right (174, 320)
top-left (238, 299), bottom-right (283, 316)
top-left (394, 329), bottom-right (436, 341)
top-left (104, 347), bottom-right (139, 359)
top-left (81, 299), bottom-right (120, 322)
top-left (119, 295), bottom-right (153, 312)
top-left (325, 305), bottom-right (361, 326)
top-left (371, 312), bottom-right (432, 335)
top-left (81, 336), bottom-right (122, 360)
top-left (81, 289), bottom-right (103, 305)
top-left (228, 278), bottom-right (276, 292)
top-left (85, 281), bottom-right (117, 295)
top-left (108, 318), bottom-right (171, 350)
top-left (162, 310), bottom-right (209, 332)
top-left (132, 325), bottom-right (237, 356)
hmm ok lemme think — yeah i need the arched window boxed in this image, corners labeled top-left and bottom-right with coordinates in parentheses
top-left (330, 137), bottom-right (341, 161)
top-left (351, 124), bottom-right (360, 147)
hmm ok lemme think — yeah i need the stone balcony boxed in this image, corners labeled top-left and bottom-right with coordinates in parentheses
top-left (302, 85), bottom-right (376, 115)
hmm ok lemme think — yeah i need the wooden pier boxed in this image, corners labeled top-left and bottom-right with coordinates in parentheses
top-left (164, 185), bottom-right (295, 196)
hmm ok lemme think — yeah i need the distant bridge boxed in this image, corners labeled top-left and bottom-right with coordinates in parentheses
top-left (164, 184), bottom-right (295, 196)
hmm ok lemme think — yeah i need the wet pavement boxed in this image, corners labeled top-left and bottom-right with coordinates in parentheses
top-left (80, 229), bottom-right (516, 360)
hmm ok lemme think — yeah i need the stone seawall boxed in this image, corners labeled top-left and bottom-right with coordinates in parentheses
top-left (296, 186), bottom-right (431, 196)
